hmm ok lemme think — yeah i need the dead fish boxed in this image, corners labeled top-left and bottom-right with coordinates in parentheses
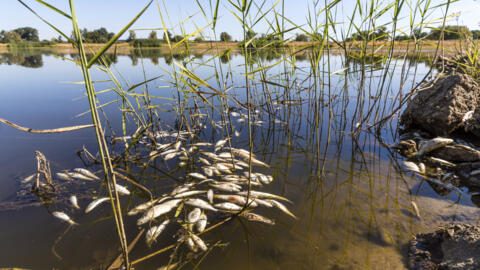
top-left (188, 172), bottom-right (207, 180)
top-left (255, 173), bottom-right (270, 184)
top-left (207, 189), bottom-right (214, 204)
top-left (401, 161), bottom-right (424, 174)
top-left (179, 161), bottom-right (187, 167)
top-left (56, 172), bottom-right (73, 181)
top-left (85, 197), bottom-right (110, 213)
top-left (234, 130), bottom-right (240, 137)
top-left (70, 195), bottom-right (80, 209)
top-left (237, 191), bottom-right (292, 203)
top-left (230, 112), bottom-right (240, 117)
top-left (191, 234), bottom-right (208, 251)
top-left (173, 190), bottom-right (206, 198)
top-left (145, 219), bottom-right (170, 247)
top-left (173, 141), bottom-right (182, 151)
top-left (202, 152), bottom-right (219, 160)
top-left (214, 139), bottom-right (228, 151)
top-left (193, 142), bottom-right (212, 147)
top-left (67, 172), bottom-right (97, 181)
top-left (171, 184), bottom-right (193, 196)
top-left (232, 148), bottom-right (252, 159)
top-left (203, 167), bottom-right (214, 177)
top-left (114, 184), bottom-right (131, 196)
top-left (266, 199), bottom-right (297, 219)
top-left (250, 157), bottom-right (270, 168)
top-left (429, 157), bottom-right (455, 167)
top-left (188, 208), bottom-right (202, 223)
top-left (218, 152), bottom-right (233, 159)
top-left (137, 199), bottom-right (182, 225)
top-left (128, 199), bottom-right (161, 216)
top-left (196, 214), bottom-right (207, 232)
top-left (210, 183), bottom-right (241, 193)
top-left (73, 168), bottom-right (100, 180)
top-left (214, 194), bottom-right (258, 207)
top-left (21, 174), bottom-right (35, 183)
top-left (418, 137), bottom-right (453, 156)
top-left (253, 198), bottom-right (274, 208)
top-left (239, 212), bottom-right (275, 225)
top-left (164, 152), bottom-right (179, 161)
top-left (199, 157), bottom-right (211, 166)
top-left (214, 202), bottom-right (243, 211)
top-left (52, 211), bottom-right (78, 225)
top-left (215, 163), bottom-right (232, 174)
top-left (411, 201), bottom-right (421, 218)
top-left (185, 236), bottom-right (198, 252)
top-left (185, 198), bottom-right (217, 212)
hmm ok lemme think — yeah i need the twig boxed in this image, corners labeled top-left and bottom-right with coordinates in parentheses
top-left (0, 117), bottom-right (93, 133)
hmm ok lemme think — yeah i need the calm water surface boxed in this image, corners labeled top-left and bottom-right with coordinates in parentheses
top-left (0, 50), bottom-right (478, 269)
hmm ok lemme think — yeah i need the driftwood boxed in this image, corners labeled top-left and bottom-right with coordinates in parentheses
top-left (0, 117), bottom-right (93, 133)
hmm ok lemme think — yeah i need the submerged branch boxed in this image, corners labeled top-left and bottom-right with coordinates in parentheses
top-left (0, 117), bottom-right (94, 133)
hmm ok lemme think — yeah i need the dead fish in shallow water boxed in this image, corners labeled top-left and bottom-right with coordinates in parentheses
top-left (137, 199), bottom-right (182, 226)
top-left (237, 191), bottom-right (292, 203)
top-left (188, 208), bottom-right (202, 223)
top-left (21, 174), bottom-right (35, 183)
top-left (214, 202), bottom-right (243, 211)
top-left (114, 184), bottom-right (130, 196)
top-left (188, 172), bottom-right (207, 180)
top-left (56, 172), bottom-right (73, 181)
top-left (199, 157), bottom-right (211, 166)
top-left (191, 234), bottom-right (208, 251)
top-left (185, 198), bottom-right (217, 212)
top-left (265, 199), bottom-right (297, 219)
top-left (218, 152), bottom-right (233, 159)
top-left (214, 139), bottom-right (228, 150)
top-left (417, 137), bottom-right (453, 156)
top-left (411, 201), bottom-right (421, 218)
top-left (207, 189), bottom-right (214, 204)
top-left (145, 219), bottom-right (170, 247)
top-left (67, 172), bottom-right (97, 181)
top-left (185, 236), bottom-right (198, 252)
top-left (196, 214), bottom-right (207, 232)
top-left (85, 197), bottom-right (110, 213)
top-left (401, 161), bottom-right (424, 174)
top-left (73, 168), bottom-right (100, 180)
top-left (210, 183), bottom-right (241, 193)
top-left (214, 194), bottom-right (258, 207)
top-left (52, 211), bottom-right (78, 225)
top-left (173, 190), bottom-right (206, 198)
top-left (70, 195), bottom-right (80, 209)
top-left (203, 167), bottom-right (214, 177)
top-left (239, 212), bottom-right (275, 225)
top-left (128, 199), bottom-right (161, 216)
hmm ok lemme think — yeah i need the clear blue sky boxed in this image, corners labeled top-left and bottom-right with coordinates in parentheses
top-left (1, 0), bottom-right (479, 41)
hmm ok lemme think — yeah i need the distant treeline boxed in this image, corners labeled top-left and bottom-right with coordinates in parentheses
top-left (2, 25), bottom-right (480, 48)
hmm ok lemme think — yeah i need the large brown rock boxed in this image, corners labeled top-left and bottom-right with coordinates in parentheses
top-left (430, 145), bottom-right (480, 163)
top-left (401, 74), bottom-right (480, 136)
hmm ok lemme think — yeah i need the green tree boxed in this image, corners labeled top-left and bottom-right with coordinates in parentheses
top-left (127, 30), bottom-right (136, 42)
top-left (172, 35), bottom-right (184, 42)
top-left (13, 27), bottom-right (39, 41)
top-left (149, 30), bottom-right (157, 40)
top-left (194, 36), bottom-right (204, 42)
top-left (428, 25), bottom-right (471, 40)
top-left (81, 27), bottom-right (114, 43)
top-left (295, 33), bottom-right (309, 42)
top-left (220, 32), bottom-right (232, 42)
top-left (163, 30), bottom-right (173, 41)
top-left (245, 30), bottom-right (256, 40)
top-left (0, 30), bottom-right (22, 43)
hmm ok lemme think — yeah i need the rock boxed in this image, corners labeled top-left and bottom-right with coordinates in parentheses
top-left (400, 74), bottom-right (480, 136)
top-left (430, 145), bottom-right (480, 163)
top-left (465, 108), bottom-right (480, 138)
top-left (409, 224), bottom-right (480, 270)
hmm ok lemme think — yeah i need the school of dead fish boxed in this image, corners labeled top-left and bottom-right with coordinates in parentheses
top-left (27, 114), bottom-right (295, 255)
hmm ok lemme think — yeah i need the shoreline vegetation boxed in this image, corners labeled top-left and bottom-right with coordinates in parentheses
top-left (0, 40), bottom-right (474, 57)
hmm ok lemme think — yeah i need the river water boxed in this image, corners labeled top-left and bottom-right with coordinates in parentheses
top-left (0, 49), bottom-right (479, 269)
